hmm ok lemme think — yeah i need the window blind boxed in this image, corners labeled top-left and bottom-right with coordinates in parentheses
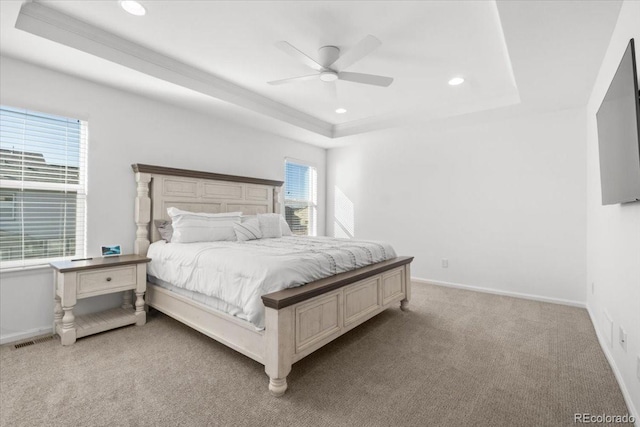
top-left (284, 160), bottom-right (317, 236)
top-left (0, 106), bottom-right (88, 269)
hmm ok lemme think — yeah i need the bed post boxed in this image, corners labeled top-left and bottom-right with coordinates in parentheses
top-left (134, 172), bottom-right (151, 256)
top-left (401, 262), bottom-right (411, 311)
top-left (273, 186), bottom-right (282, 215)
top-left (264, 305), bottom-right (294, 396)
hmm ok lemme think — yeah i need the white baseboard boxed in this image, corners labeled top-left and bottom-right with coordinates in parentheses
top-left (0, 326), bottom-right (53, 345)
top-left (412, 277), bottom-right (586, 308)
top-left (586, 305), bottom-right (639, 426)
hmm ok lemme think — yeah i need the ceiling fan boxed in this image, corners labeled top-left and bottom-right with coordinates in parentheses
top-left (268, 35), bottom-right (393, 88)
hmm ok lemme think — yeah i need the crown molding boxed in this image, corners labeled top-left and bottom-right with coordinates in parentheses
top-left (15, 2), bottom-right (337, 138)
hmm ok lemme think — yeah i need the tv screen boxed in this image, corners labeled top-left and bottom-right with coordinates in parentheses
top-left (596, 38), bottom-right (640, 205)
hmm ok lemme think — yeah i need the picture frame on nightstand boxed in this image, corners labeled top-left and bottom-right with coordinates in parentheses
top-left (101, 244), bottom-right (122, 257)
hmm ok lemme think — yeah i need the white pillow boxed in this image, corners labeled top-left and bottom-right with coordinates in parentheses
top-left (234, 217), bottom-right (262, 241)
top-left (167, 207), bottom-right (241, 243)
top-left (242, 214), bottom-right (291, 237)
top-left (258, 213), bottom-right (283, 238)
top-left (280, 216), bottom-right (293, 236)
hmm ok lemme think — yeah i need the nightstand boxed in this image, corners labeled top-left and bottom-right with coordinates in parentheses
top-left (50, 255), bottom-right (151, 345)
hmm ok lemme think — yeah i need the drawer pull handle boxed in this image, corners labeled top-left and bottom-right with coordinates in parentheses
top-left (106, 277), bottom-right (112, 282)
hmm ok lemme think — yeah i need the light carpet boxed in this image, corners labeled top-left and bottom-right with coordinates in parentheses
top-left (0, 283), bottom-right (631, 426)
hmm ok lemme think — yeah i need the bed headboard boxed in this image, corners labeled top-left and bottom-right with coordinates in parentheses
top-left (132, 164), bottom-right (284, 256)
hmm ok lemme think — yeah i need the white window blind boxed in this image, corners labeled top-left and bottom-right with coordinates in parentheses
top-left (0, 106), bottom-right (88, 269)
top-left (284, 160), bottom-right (317, 236)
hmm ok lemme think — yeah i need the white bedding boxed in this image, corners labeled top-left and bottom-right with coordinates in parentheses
top-left (147, 236), bottom-right (396, 328)
top-left (149, 276), bottom-right (248, 321)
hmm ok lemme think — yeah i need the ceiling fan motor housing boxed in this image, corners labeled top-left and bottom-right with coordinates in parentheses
top-left (318, 45), bottom-right (340, 68)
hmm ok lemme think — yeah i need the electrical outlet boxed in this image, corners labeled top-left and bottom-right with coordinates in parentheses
top-left (619, 326), bottom-right (627, 351)
top-left (591, 282), bottom-right (595, 295)
top-left (441, 259), bottom-right (448, 268)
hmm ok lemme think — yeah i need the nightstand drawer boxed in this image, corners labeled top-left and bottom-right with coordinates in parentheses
top-left (77, 265), bottom-right (137, 296)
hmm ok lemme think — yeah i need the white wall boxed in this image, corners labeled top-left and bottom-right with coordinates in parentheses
top-left (0, 56), bottom-right (326, 344)
top-left (586, 0), bottom-right (640, 417)
top-left (328, 107), bottom-right (587, 305)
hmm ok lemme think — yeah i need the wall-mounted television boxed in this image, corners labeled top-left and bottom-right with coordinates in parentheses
top-left (596, 38), bottom-right (640, 205)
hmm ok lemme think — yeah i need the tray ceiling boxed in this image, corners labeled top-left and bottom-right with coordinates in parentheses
top-left (0, 1), bottom-right (623, 146)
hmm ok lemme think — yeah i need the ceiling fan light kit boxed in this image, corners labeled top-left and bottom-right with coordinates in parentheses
top-left (320, 71), bottom-right (338, 82)
top-left (268, 35), bottom-right (394, 88)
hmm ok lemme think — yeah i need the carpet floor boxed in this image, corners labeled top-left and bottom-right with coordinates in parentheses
top-left (0, 283), bottom-right (631, 427)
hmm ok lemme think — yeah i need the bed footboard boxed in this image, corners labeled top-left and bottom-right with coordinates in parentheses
top-left (262, 257), bottom-right (413, 395)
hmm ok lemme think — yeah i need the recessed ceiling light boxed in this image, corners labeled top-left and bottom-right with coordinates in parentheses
top-left (120, 0), bottom-right (146, 16)
top-left (448, 77), bottom-right (465, 86)
top-left (335, 108), bottom-right (347, 114)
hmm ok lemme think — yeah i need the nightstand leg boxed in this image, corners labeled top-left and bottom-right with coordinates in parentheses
top-left (135, 292), bottom-right (146, 326)
top-left (61, 306), bottom-right (76, 345)
top-left (54, 296), bottom-right (63, 327)
top-left (122, 290), bottom-right (133, 309)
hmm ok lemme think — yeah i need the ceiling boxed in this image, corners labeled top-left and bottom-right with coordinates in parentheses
top-left (0, 1), bottom-right (623, 148)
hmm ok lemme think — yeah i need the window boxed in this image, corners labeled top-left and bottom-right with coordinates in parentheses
top-left (284, 160), bottom-right (317, 236)
top-left (0, 106), bottom-right (87, 268)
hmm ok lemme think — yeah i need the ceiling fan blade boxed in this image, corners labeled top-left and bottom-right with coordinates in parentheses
top-left (267, 74), bottom-right (319, 85)
top-left (338, 72), bottom-right (393, 87)
top-left (330, 35), bottom-right (382, 70)
top-left (275, 41), bottom-right (324, 72)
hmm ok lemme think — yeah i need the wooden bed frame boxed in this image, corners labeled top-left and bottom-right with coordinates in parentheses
top-left (132, 164), bottom-right (413, 396)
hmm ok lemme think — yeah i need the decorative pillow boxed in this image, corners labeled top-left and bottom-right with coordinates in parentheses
top-left (167, 207), bottom-right (242, 243)
top-left (154, 219), bottom-right (173, 242)
top-left (280, 216), bottom-right (293, 236)
top-left (234, 217), bottom-right (262, 241)
top-left (257, 213), bottom-right (282, 238)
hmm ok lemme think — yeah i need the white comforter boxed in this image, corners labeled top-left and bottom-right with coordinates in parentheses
top-left (147, 236), bottom-right (396, 328)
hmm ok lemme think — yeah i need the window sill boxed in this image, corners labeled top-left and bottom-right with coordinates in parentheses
top-left (0, 257), bottom-right (77, 274)
top-left (0, 263), bottom-right (53, 275)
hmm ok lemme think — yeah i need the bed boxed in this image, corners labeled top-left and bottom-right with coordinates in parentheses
top-left (132, 164), bottom-right (413, 395)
